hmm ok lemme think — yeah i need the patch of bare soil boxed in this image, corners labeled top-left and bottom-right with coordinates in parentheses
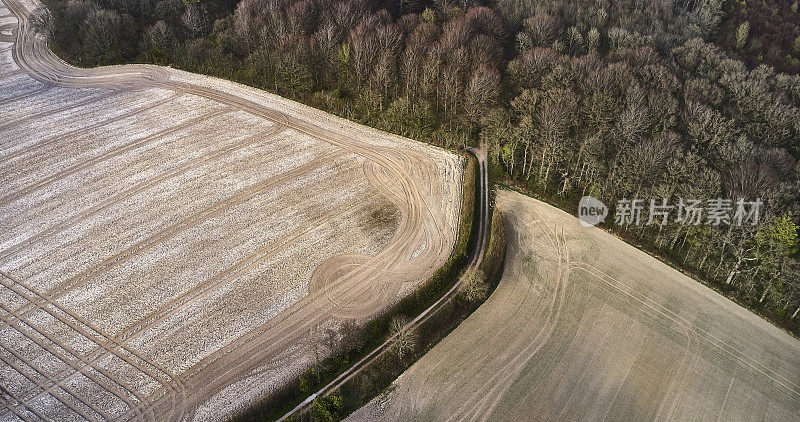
top-left (349, 189), bottom-right (800, 421)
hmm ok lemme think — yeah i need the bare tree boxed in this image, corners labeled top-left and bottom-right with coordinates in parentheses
top-left (181, 2), bottom-right (207, 38)
top-left (390, 316), bottom-right (417, 359)
top-left (587, 27), bottom-right (600, 55)
top-left (566, 26), bottom-right (584, 55)
top-left (465, 65), bottom-right (500, 124)
top-left (523, 12), bottom-right (556, 48)
top-left (734, 21), bottom-right (749, 51)
top-left (142, 21), bottom-right (174, 58)
top-left (30, 7), bottom-right (54, 39)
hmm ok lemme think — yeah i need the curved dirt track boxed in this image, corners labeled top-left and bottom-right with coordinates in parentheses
top-left (349, 190), bottom-right (800, 422)
top-left (277, 147), bottom-right (488, 421)
top-left (0, 0), bottom-right (463, 420)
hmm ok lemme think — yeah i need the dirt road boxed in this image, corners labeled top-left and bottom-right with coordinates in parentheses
top-left (0, 0), bottom-right (463, 420)
top-left (349, 190), bottom-right (800, 421)
top-left (277, 146), bottom-right (489, 421)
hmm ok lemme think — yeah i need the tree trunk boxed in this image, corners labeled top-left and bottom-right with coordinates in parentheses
top-left (685, 243), bottom-right (696, 262)
top-left (670, 225), bottom-right (683, 250)
top-left (725, 268), bottom-right (737, 285)
top-left (578, 161), bottom-right (586, 185)
top-left (543, 156), bottom-right (553, 189)
top-left (715, 227), bottom-right (734, 275)
top-left (504, 142), bottom-right (516, 176)
top-left (538, 147), bottom-right (547, 181)
top-left (650, 224), bottom-right (661, 247)
top-left (573, 150), bottom-right (582, 180)
top-left (522, 143), bottom-right (530, 179)
top-left (527, 146), bottom-right (538, 180)
top-left (699, 244), bottom-right (712, 270)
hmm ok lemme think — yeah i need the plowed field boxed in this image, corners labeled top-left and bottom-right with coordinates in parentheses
top-left (0, 0), bottom-right (463, 419)
top-left (349, 190), bottom-right (800, 421)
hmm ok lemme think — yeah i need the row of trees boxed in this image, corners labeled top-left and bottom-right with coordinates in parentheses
top-left (37, 0), bottom-right (800, 330)
top-left (227, 0), bottom-right (506, 145)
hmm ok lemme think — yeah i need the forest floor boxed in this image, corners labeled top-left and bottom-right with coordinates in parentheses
top-left (348, 189), bottom-right (800, 421)
top-left (0, 0), bottom-right (463, 420)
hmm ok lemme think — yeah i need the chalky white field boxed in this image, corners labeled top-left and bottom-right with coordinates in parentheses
top-left (0, 0), bottom-right (463, 420)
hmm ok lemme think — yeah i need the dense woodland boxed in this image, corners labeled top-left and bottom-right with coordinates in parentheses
top-left (36, 0), bottom-right (800, 331)
top-left (716, 0), bottom-right (800, 74)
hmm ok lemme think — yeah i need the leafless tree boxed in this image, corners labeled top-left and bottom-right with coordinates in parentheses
top-left (523, 12), bottom-right (556, 48)
top-left (390, 316), bottom-right (417, 359)
top-left (181, 2), bottom-right (207, 38)
top-left (465, 65), bottom-right (500, 124)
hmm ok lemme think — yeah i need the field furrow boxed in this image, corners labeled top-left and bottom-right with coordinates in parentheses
top-left (349, 190), bottom-right (800, 422)
top-left (0, 0), bottom-right (463, 419)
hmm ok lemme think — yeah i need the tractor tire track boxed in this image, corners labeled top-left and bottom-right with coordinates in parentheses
top-left (48, 150), bottom-right (342, 298)
top-left (0, 277), bottom-right (151, 421)
top-left (0, 124), bottom-right (285, 261)
top-left (0, 91), bottom-right (181, 162)
top-left (572, 262), bottom-right (800, 402)
top-left (1, 150), bottom-right (345, 357)
top-left (0, 88), bottom-right (121, 132)
top-left (0, 387), bottom-right (53, 421)
top-left (0, 81), bottom-right (53, 108)
top-left (0, 106), bottom-right (229, 206)
top-left (0, 270), bottom-right (183, 421)
top-left (115, 189), bottom-right (374, 420)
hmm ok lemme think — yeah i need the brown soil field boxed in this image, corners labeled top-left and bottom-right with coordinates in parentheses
top-left (349, 189), bottom-right (800, 421)
top-left (0, 0), bottom-right (464, 420)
